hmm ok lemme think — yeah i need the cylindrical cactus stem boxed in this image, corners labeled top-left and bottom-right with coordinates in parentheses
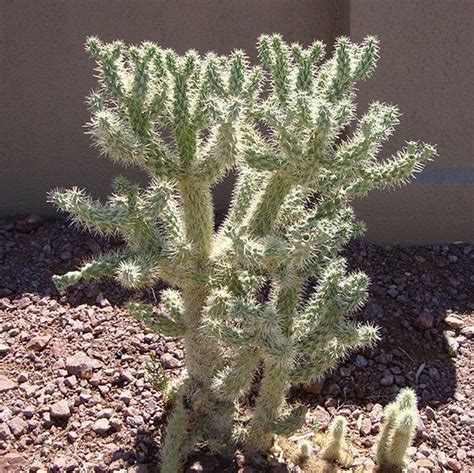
top-left (386, 411), bottom-right (417, 468)
top-left (376, 388), bottom-right (418, 470)
top-left (160, 392), bottom-right (195, 473)
top-left (376, 403), bottom-right (398, 466)
top-left (245, 361), bottom-right (289, 452)
top-left (321, 415), bottom-right (348, 463)
top-left (248, 172), bottom-right (292, 238)
top-left (178, 177), bottom-right (214, 257)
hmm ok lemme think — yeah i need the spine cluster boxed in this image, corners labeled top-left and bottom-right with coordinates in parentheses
top-left (50, 34), bottom-right (435, 472)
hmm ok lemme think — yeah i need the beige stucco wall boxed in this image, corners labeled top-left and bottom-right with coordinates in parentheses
top-left (349, 0), bottom-right (474, 243)
top-left (1, 0), bottom-right (472, 243)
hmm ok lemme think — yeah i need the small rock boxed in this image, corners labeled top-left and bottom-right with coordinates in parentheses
top-left (0, 343), bottom-right (10, 355)
top-left (23, 405), bottom-right (35, 418)
top-left (358, 416), bottom-right (372, 436)
top-left (311, 406), bottom-right (331, 430)
top-left (126, 415), bottom-right (144, 427)
top-left (119, 390), bottom-right (132, 405)
top-left (446, 458), bottom-right (462, 471)
top-left (339, 366), bottom-right (352, 377)
top-left (51, 455), bottom-right (67, 471)
top-left (416, 459), bottom-right (433, 468)
top-left (120, 370), bottom-right (135, 384)
top-left (67, 431), bottom-right (79, 443)
top-left (437, 451), bottom-right (447, 466)
top-left (110, 417), bottom-right (123, 431)
top-left (0, 375), bottom-right (17, 392)
top-left (415, 312), bottom-right (434, 330)
top-left (444, 315), bottom-right (464, 329)
top-left (186, 461), bottom-right (204, 472)
top-left (160, 353), bottom-right (181, 369)
top-left (65, 352), bottom-right (95, 379)
top-left (445, 334), bottom-right (460, 356)
top-left (380, 373), bottom-right (394, 386)
top-left (0, 406), bottom-right (13, 422)
top-left (456, 448), bottom-right (466, 461)
top-left (370, 404), bottom-right (384, 422)
top-left (17, 372), bottom-right (28, 383)
top-left (50, 399), bottom-right (71, 419)
top-left (387, 286), bottom-right (399, 298)
top-left (355, 355), bottom-right (368, 368)
top-left (92, 418), bottom-right (111, 434)
top-left (328, 383), bottom-right (341, 396)
top-left (8, 416), bottom-right (27, 438)
top-left (97, 408), bottom-right (114, 419)
top-left (64, 375), bottom-right (77, 388)
top-left (26, 334), bottom-right (52, 352)
top-left (0, 423), bottom-right (12, 441)
top-left (461, 325), bottom-right (474, 338)
top-left (459, 414), bottom-right (472, 425)
top-left (425, 406), bottom-right (436, 421)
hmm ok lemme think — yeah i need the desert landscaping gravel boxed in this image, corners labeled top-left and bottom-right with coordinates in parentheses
top-left (0, 215), bottom-right (472, 472)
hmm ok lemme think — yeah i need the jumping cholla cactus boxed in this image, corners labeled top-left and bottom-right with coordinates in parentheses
top-left (321, 416), bottom-right (349, 463)
top-left (376, 388), bottom-right (419, 471)
top-left (49, 34), bottom-right (436, 472)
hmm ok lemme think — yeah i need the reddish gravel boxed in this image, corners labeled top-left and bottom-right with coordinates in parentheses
top-left (0, 215), bottom-right (473, 472)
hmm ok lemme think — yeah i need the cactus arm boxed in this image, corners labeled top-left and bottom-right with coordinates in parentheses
top-left (245, 280), bottom-right (299, 452)
top-left (321, 416), bottom-right (348, 462)
top-left (377, 388), bottom-right (419, 469)
top-left (248, 172), bottom-right (293, 238)
top-left (127, 301), bottom-right (185, 338)
top-left (215, 167), bottom-right (266, 243)
top-left (52, 250), bottom-right (130, 290)
top-left (160, 391), bottom-right (202, 473)
top-left (246, 358), bottom-right (290, 452)
top-left (387, 412), bottom-right (417, 467)
top-left (48, 187), bottom-right (127, 236)
top-left (272, 405), bottom-right (308, 435)
top-left (212, 348), bottom-right (260, 401)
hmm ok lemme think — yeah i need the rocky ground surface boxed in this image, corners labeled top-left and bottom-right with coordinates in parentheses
top-left (0, 215), bottom-right (472, 472)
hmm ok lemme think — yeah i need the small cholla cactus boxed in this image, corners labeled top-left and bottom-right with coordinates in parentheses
top-left (321, 416), bottom-right (348, 463)
top-left (50, 34), bottom-right (435, 472)
top-left (298, 439), bottom-right (313, 460)
top-left (376, 388), bottom-right (419, 471)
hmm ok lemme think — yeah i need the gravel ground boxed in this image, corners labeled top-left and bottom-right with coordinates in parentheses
top-left (0, 215), bottom-right (472, 472)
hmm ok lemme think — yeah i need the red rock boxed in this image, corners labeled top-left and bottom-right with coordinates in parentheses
top-left (416, 458), bottom-right (433, 468)
top-left (446, 458), bottom-right (461, 471)
top-left (444, 315), bottom-right (464, 329)
top-left (50, 400), bottom-right (71, 419)
top-left (92, 418), bottom-right (111, 434)
top-left (26, 334), bottom-right (52, 351)
top-left (0, 453), bottom-right (27, 470)
top-left (65, 352), bottom-right (94, 379)
top-left (8, 416), bottom-right (26, 438)
top-left (0, 423), bottom-right (12, 441)
top-left (0, 375), bottom-right (17, 392)
top-left (160, 353), bottom-right (181, 369)
top-left (415, 311), bottom-right (434, 330)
